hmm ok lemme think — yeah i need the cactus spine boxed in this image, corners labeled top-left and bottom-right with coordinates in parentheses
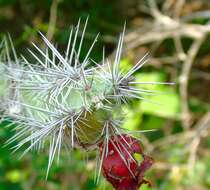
top-left (0, 19), bottom-right (173, 178)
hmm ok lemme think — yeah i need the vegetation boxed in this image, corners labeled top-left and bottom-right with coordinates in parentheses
top-left (0, 0), bottom-right (210, 190)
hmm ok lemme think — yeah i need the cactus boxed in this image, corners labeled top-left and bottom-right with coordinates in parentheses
top-left (0, 19), bottom-right (173, 189)
top-left (0, 35), bottom-right (22, 114)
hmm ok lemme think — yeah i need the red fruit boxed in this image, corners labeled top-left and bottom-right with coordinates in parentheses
top-left (99, 134), bottom-right (153, 190)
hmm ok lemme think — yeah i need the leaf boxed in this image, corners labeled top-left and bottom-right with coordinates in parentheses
top-left (135, 72), bottom-right (180, 119)
top-left (6, 170), bottom-right (22, 183)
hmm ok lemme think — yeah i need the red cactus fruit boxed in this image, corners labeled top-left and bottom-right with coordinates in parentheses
top-left (99, 134), bottom-right (153, 190)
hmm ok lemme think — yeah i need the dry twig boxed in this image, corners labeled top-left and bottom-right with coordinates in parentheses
top-left (46, 0), bottom-right (59, 41)
top-left (187, 112), bottom-right (210, 173)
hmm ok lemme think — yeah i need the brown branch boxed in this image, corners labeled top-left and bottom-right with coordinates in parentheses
top-left (173, 0), bottom-right (185, 19)
top-left (187, 112), bottom-right (210, 173)
top-left (124, 22), bottom-right (209, 51)
top-left (46, 0), bottom-right (59, 41)
top-left (179, 36), bottom-right (206, 129)
top-left (121, 3), bottom-right (210, 131)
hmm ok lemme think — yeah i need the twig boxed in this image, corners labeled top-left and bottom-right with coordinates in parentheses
top-left (120, 2), bottom-right (210, 132)
top-left (124, 22), bottom-right (210, 51)
top-left (173, 34), bottom-right (186, 61)
top-left (179, 36), bottom-right (206, 129)
top-left (148, 130), bottom-right (195, 153)
top-left (173, 0), bottom-right (185, 19)
top-left (46, 0), bottom-right (59, 41)
top-left (187, 112), bottom-right (210, 173)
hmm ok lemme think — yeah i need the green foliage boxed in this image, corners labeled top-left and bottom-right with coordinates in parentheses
top-left (137, 72), bottom-right (180, 119)
top-left (0, 0), bottom-right (209, 190)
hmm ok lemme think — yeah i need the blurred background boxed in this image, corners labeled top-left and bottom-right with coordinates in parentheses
top-left (0, 0), bottom-right (210, 189)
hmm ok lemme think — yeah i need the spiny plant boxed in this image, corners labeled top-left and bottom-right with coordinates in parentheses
top-left (0, 18), bottom-right (173, 190)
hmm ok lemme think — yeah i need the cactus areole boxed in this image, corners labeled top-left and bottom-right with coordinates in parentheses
top-left (99, 134), bottom-right (153, 190)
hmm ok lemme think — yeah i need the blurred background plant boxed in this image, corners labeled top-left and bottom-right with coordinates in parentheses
top-left (0, 0), bottom-right (210, 190)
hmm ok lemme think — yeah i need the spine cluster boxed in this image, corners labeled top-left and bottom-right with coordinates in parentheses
top-left (0, 19), bottom-right (172, 180)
